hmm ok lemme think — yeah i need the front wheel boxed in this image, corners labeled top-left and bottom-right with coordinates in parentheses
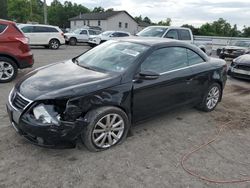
top-left (81, 107), bottom-right (130, 152)
top-left (49, 39), bottom-right (60, 50)
top-left (198, 83), bottom-right (222, 112)
top-left (0, 57), bottom-right (18, 83)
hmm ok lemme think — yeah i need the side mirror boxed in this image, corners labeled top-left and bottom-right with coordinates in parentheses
top-left (139, 70), bottom-right (160, 80)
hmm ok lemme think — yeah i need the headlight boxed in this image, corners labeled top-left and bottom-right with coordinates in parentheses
top-left (33, 104), bottom-right (60, 125)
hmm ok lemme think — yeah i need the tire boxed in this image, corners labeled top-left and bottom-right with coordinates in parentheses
top-left (49, 39), bottom-right (60, 50)
top-left (0, 57), bottom-right (18, 83)
top-left (219, 54), bottom-right (225, 59)
top-left (81, 106), bottom-right (130, 152)
top-left (198, 83), bottom-right (222, 112)
top-left (69, 38), bottom-right (77, 46)
top-left (88, 43), bottom-right (96, 48)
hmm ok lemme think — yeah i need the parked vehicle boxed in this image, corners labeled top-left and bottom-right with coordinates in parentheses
top-left (64, 28), bottom-right (101, 45)
top-left (6, 38), bottom-right (227, 151)
top-left (219, 41), bottom-right (250, 59)
top-left (136, 26), bottom-right (212, 55)
top-left (18, 24), bottom-right (65, 49)
top-left (88, 31), bottom-right (130, 46)
top-left (0, 19), bottom-right (33, 83)
top-left (228, 54), bottom-right (250, 80)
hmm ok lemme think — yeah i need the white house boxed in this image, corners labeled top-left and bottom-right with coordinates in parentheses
top-left (69, 11), bottom-right (141, 35)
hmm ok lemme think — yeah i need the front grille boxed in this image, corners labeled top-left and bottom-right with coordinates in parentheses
top-left (237, 65), bottom-right (250, 71)
top-left (12, 92), bottom-right (30, 110)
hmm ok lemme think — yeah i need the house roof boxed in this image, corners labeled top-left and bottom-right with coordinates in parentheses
top-left (69, 11), bottom-right (137, 23)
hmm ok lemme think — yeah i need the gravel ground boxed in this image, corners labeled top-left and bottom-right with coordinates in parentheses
top-left (0, 45), bottom-right (250, 188)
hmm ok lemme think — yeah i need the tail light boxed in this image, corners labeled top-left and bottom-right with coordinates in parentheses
top-left (61, 32), bottom-right (64, 37)
top-left (223, 63), bottom-right (228, 71)
top-left (16, 37), bottom-right (29, 44)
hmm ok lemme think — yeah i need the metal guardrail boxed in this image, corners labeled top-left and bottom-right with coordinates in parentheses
top-left (194, 35), bottom-right (250, 50)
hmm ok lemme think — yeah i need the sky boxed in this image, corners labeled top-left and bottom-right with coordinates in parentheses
top-left (47, 0), bottom-right (250, 29)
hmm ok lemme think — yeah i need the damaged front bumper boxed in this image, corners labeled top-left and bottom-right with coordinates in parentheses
top-left (6, 101), bottom-right (87, 148)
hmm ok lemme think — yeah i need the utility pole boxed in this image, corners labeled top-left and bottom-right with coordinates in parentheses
top-left (44, 0), bottom-right (47, 24)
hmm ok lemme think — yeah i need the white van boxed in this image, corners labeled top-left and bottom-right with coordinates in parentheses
top-left (18, 24), bottom-right (65, 49)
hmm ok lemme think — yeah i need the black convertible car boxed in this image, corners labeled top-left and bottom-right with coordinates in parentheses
top-left (228, 54), bottom-right (250, 80)
top-left (6, 38), bottom-right (227, 151)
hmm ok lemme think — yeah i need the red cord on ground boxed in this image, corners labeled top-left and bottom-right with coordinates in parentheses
top-left (181, 121), bottom-right (250, 184)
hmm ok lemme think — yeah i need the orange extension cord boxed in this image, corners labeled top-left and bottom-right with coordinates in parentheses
top-left (181, 120), bottom-right (250, 184)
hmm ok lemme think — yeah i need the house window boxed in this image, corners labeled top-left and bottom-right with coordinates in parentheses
top-left (87, 20), bottom-right (90, 26)
top-left (125, 23), bottom-right (128, 28)
top-left (98, 20), bottom-right (101, 26)
top-left (84, 20), bottom-right (86, 25)
top-left (119, 22), bottom-right (122, 28)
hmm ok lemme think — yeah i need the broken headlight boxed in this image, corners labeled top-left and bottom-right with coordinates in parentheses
top-left (32, 104), bottom-right (61, 125)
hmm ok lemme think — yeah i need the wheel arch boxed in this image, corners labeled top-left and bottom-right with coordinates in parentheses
top-left (0, 53), bottom-right (19, 68)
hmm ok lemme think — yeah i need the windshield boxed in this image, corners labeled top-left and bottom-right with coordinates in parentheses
top-left (73, 29), bottom-right (81, 34)
top-left (101, 31), bottom-right (113, 36)
top-left (234, 41), bottom-right (250, 47)
top-left (137, 27), bottom-right (168, 37)
top-left (76, 41), bottom-right (149, 73)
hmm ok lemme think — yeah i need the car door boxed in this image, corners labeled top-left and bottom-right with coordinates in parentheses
top-left (77, 30), bottom-right (88, 42)
top-left (33, 26), bottom-right (50, 45)
top-left (133, 47), bottom-right (196, 121)
top-left (20, 26), bottom-right (35, 45)
top-left (187, 49), bottom-right (212, 100)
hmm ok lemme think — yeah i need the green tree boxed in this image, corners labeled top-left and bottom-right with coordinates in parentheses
top-left (158, 18), bottom-right (171, 26)
top-left (242, 26), bottom-right (250, 37)
top-left (48, 0), bottom-right (89, 28)
top-left (92, 6), bottom-right (104, 13)
top-left (0, 0), bottom-right (8, 19)
top-left (143, 16), bottom-right (151, 24)
top-left (134, 15), bottom-right (143, 23)
top-left (8, 0), bottom-right (30, 22)
top-left (106, 8), bottom-right (114, 12)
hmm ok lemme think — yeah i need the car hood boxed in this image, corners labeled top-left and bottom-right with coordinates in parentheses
top-left (234, 54), bottom-right (250, 65)
top-left (64, 33), bottom-right (76, 37)
top-left (15, 60), bottom-right (121, 101)
top-left (224, 46), bottom-right (248, 50)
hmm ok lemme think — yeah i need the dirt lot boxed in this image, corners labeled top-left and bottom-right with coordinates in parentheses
top-left (0, 45), bottom-right (250, 188)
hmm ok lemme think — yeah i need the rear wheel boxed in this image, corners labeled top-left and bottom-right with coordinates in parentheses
top-left (198, 83), bottom-right (222, 112)
top-left (49, 39), bottom-right (60, 50)
top-left (81, 107), bottom-right (130, 152)
top-left (0, 57), bottom-right (18, 83)
top-left (69, 38), bottom-right (77, 45)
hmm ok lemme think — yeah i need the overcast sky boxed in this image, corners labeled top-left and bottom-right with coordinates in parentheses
top-left (47, 0), bottom-right (250, 29)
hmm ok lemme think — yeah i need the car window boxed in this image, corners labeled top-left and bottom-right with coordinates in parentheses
top-left (164, 30), bottom-right (178, 39)
top-left (187, 49), bottom-right (205, 65)
top-left (137, 27), bottom-right (168, 37)
top-left (21, 26), bottom-right (34, 33)
top-left (78, 41), bottom-right (149, 73)
top-left (179, 30), bottom-right (191, 40)
top-left (80, 30), bottom-right (87, 35)
top-left (33, 26), bottom-right (58, 33)
top-left (0, 24), bottom-right (7, 33)
top-left (141, 47), bottom-right (188, 74)
top-left (115, 32), bottom-right (129, 37)
top-left (89, 30), bottom-right (97, 35)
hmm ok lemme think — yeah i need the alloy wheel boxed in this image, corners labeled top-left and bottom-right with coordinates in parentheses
top-left (92, 113), bottom-right (125, 148)
top-left (0, 61), bottom-right (14, 81)
top-left (206, 86), bottom-right (220, 110)
top-left (50, 40), bottom-right (59, 49)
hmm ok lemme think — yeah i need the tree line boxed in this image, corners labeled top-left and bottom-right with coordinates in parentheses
top-left (1, 0), bottom-right (250, 37)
